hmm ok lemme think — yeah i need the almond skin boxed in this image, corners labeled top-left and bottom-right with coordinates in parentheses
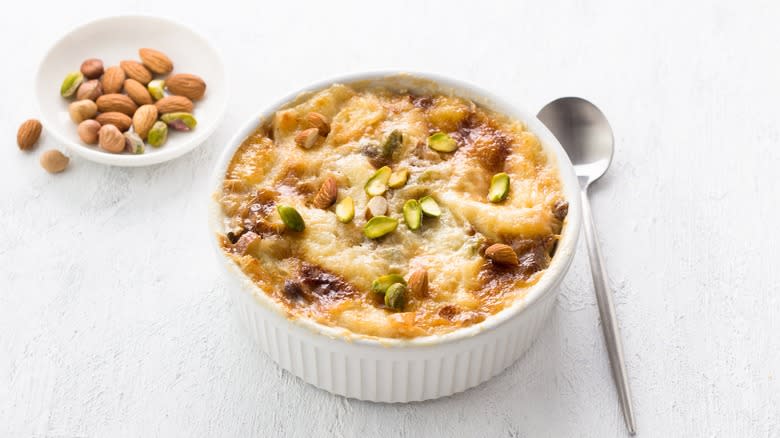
top-left (96, 112), bottom-right (132, 132)
top-left (138, 48), bottom-right (173, 74)
top-left (124, 79), bottom-right (153, 105)
top-left (306, 112), bottom-right (330, 136)
top-left (295, 128), bottom-right (319, 149)
top-left (80, 58), bottom-right (104, 79)
top-left (408, 269), bottom-right (429, 298)
top-left (132, 105), bottom-right (158, 140)
top-left (17, 119), bottom-right (42, 151)
top-left (96, 94), bottom-right (138, 116)
top-left (485, 243), bottom-right (519, 266)
top-left (155, 95), bottom-right (193, 113)
top-left (101, 66), bottom-right (125, 94)
top-left (120, 60), bottom-right (152, 85)
top-left (312, 176), bottom-right (337, 209)
top-left (165, 73), bottom-right (206, 100)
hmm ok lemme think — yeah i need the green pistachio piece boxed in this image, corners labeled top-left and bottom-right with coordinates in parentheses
top-left (403, 199), bottom-right (422, 230)
top-left (147, 121), bottom-right (168, 147)
top-left (388, 168), bottom-right (409, 189)
top-left (427, 132), bottom-right (458, 152)
top-left (335, 196), bottom-right (355, 223)
top-left (419, 196), bottom-right (442, 217)
top-left (60, 71), bottom-right (84, 98)
top-left (363, 215), bottom-right (398, 239)
top-left (381, 130), bottom-right (403, 157)
top-left (488, 172), bottom-right (510, 202)
top-left (384, 282), bottom-right (407, 311)
top-left (123, 132), bottom-right (145, 154)
top-left (371, 274), bottom-right (406, 295)
top-left (364, 166), bottom-right (392, 196)
top-left (277, 205), bottom-right (305, 232)
top-left (148, 79), bottom-right (165, 100)
top-left (161, 112), bottom-right (197, 131)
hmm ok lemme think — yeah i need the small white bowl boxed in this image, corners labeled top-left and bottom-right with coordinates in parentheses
top-left (209, 72), bottom-right (582, 402)
top-left (35, 15), bottom-right (227, 167)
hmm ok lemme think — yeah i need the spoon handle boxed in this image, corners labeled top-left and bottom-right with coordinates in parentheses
top-left (580, 188), bottom-right (637, 435)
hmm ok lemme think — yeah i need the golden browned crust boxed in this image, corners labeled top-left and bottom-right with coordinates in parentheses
top-left (217, 84), bottom-right (567, 339)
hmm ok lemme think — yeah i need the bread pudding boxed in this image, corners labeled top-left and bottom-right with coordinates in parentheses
top-left (215, 83), bottom-right (568, 339)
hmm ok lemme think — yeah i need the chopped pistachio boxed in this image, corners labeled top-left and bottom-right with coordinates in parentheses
top-left (381, 130), bottom-right (403, 157)
top-left (371, 274), bottom-right (406, 295)
top-left (388, 168), bottom-right (409, 189)
top-left (403, 199), bottom-right (422, 231)
top-left (364, 166), bottom-right (392, 196)
top-left (488, 172), bottom-right (510, 202)
top-left (384, 283), bottom-right (407, 311)
top-left (277, 205), bottom-right (305, 232)
top-left (363, 215), bottom-right (398, 239)
top-left (335, 196), bottom-right (355, 223)
top-left (148, 79), bottom-right (165, 100)
top-left (419, 196), bottom-right (441, 217)
top-left (427, 132), bottom-right (458, 152)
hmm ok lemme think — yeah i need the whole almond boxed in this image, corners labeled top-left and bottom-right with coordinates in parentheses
top-left (408, 269), bottom-right (429, 298)
top-left (120, 60), bottom-right (152, 85)
top-left (76, 79), bottom-right (103, 101)
top-left (165, 73), bottom-right (206, 100)
top-left (80, 58), bottom-right (104, 79)
top-left (77, 119), bottom-right (101, 144)
top-left (39, 150), bottom-right (69, 173)
top-left (124, 79), bottom-right (153, 105)
top-left (295, 128), bottom-right (319, 149)
top-left (96, 94), bottom-right (138, 116)
top-left (96, 112), bottom-right (132, 132)
top-left (312, 176), bottom-right (337, 209)
top-left (17, 119), bottom-right (42, 151)
top-left (101, 66), bottom-right (126, 94)
top-left (155, 95), bottom-right (193, 113)
top-left (306, 112), bottom-right (330, 136)
top-left (98, 124), bottom-right (125, 153)
top-left (132, 105), bottom-right (158, 140)
top-left (68, 100), bottom-right (98, 124)
top-left (139, 48), bottom-right (173, 74)
top-left (485, 243), bottom-right (519, 266)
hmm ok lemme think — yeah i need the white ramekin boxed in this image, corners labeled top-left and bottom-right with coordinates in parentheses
top-left (208, 72), bottom-right (582, 402)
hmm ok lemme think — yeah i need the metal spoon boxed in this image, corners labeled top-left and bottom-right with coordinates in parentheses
top-left (538, 97), bottom-right (637, 435)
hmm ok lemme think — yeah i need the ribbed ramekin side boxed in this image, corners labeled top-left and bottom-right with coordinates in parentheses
top-left (227, 273), bottom-right (559, 402)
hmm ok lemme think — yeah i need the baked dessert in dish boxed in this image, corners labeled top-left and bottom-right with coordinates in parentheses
top-left (216, 83), bottom-right (568, 339)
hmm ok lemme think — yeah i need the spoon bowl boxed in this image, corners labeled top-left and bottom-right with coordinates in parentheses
top-left (538, 97), bottom-right (614, 185)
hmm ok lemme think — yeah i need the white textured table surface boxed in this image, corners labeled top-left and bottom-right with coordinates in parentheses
top-left (2, 1), bottom-right (778, 436)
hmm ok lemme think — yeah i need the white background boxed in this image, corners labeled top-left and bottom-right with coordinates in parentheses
top-left (2, 1), bottom-right (778, 436)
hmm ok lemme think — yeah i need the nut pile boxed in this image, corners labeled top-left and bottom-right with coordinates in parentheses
top-left (60, 48), bottom-right (206, 154)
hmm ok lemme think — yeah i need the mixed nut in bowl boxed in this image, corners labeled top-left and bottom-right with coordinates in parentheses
top-left (208, 72), bottom-right (582, 402)
top-left (35, 16), bottom-right (227, 167)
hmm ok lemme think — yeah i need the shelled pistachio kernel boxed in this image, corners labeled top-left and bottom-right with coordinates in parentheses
top-left (335, 196), bottom-right (355, 223)
top-left (488, 172), bottom-right (510, 202)
top-left (388, 168), bottom-right (409, 189)
top-left (427, 132), bottom-right (458, 152)
top-left (161, 112), bottom-right (197, 131)
top-left (419, 196), bottom-right (442, 217)
top-left (371, 274), bottom-right (406, 295)
top-left (403, 199), bottom-right (422, 230)
top-left (381, 130), bottom-right (403, 157)
top-left (147, 79), bottom-right (165, 100)
top-left (147, 121), bottom-right (168, 147)
top-left (124, 132), bottom-right (145, 154)
top-left (364, 165), bottom-right (392, 196)
top-left (384, 283), bottom-right (407, 311)
top-left (277, 205), bottom-right (305, 232)
top-left (363, 215), bottom-right (398, 239)
top-left (60, 71), bottom-right (84, 98)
